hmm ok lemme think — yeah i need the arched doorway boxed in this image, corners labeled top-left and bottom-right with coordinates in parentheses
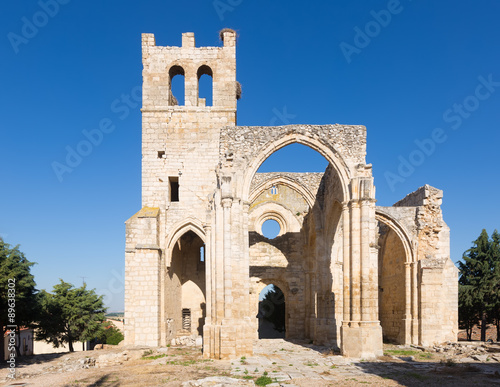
top-left (258, 284), bottom-right (286, 339)
top-left (167, 230), bottom-right (206, 337)
top-left (376, 211), bottom-right (414, 345)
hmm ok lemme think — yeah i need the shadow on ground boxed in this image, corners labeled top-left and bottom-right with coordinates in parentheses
top-left (354, 360), bottom-right (500, 386)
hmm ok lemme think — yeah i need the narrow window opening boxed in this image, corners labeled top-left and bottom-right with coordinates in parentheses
top-left (169, 176), bottom-right (179, 202)
top-left (157, 151), bottom-right (165, 158)
top-left (200, 245), bottom-right (205, 262)
top-left (169, 65), bottom-right (185, 106)
top-left (182, 308), bottom-right (191, 331)
top-left (197, 65), bottom-right (213, 106)
top-left (270, 185), bottom-right (278, 195)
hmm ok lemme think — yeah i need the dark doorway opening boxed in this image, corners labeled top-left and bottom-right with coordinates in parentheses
top-left (258, 284), bottom-right (285, 339)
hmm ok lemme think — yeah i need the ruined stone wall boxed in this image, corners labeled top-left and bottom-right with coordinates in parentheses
top-left (124, 208), bottom-right (161, 346)
top-left (376, 185), bottom-right (458, 346)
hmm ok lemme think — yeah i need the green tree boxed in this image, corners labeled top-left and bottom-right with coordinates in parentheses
top-left (0, 238), bottom-right (38, 361)
top-left (261, 286), bottom-right (286, 333)
top-left (36, 280), bottom-right (107, 352)
top-left (96, 321), bottom-right (124, 345)
top-left (458, 284), bottom-right (478, 340)
top-left (458, 229), bottom-right (496, 341)
top-left (489, 230), bottom-right (500, 341)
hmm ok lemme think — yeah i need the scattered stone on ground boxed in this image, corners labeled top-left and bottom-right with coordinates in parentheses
top-left (2, 339), bottom-right (500, 386)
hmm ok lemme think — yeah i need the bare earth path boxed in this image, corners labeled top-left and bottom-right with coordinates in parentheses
top-left (2, 340), bottom-right (500, 386)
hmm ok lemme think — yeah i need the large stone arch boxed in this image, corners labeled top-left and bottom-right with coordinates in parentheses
top-left (219, 124), bottom-right (368, 202)
top-left (242, 132), bottom-right (351, 202)
top-left (375, 209), bottom-right (417, 344)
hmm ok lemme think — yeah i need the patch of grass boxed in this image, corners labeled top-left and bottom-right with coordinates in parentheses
top-left (165, 359), bottom-right (198, 366)
top-left (384, 349), bottom-right (420, 357)
top-left (405, 372), bottom-right (430, 381)
top-left (242, 375), bottom-right (254, 380)
top-left (330, 365), bottom-right (337, 369)
top-left (272, 362), bottom-right (276, 364)
top-left (255, 375), bottom-right (273, 386)
top-left (441, 358), bottom-right (456, 367)
top-left (418, 352), bottom-right (432, 359)
top-left (142, 349), bottom-right (154, 357)
top-left (142, 353), bottom-right (168, 360)
top-left (304, 361), bottom-right (319, 367)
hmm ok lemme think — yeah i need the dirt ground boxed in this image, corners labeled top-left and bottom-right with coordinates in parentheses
top-left (2, 340), bottom-right (500, 386)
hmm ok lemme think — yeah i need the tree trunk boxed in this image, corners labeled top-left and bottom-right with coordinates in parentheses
top-left (481, 311), bottom-right (487, 342)
top-left (68, 339), bottom-right (74, 352)
top-left (14, 329), bottom-right (21, 357)
top-left (497, 318), bottom-right (500, 342)
top-left (467, 326), bottom-right (472, 341)
top-left (0, 326), bottom-right (5, 363)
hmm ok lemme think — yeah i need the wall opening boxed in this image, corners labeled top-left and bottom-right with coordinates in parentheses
top-left (258, 284), bottom-right (285, 339)
top-left (378, 223), bottom-right (406, 344)
top-left (169, 65), bottom-right (185, 106)
top-left (257, 143), bottom-right (329, 173)
top-left (248, 140), bottom-right (344, 345)
top-left (182, 308), bottom-right (191, 331)
top-left (167, 231), bottom-right (206, 338)
top-left (200, 245), bottom-right (205, 262)
top-left (169, 176), bottom-right (179, 202)
top-left (261, 219), bottom-right (280, 239)
top-left (197, 65), bottom-right (213, 106)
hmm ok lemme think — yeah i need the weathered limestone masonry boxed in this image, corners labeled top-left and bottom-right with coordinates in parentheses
top-left (125, 30), bottom-right (458, 360)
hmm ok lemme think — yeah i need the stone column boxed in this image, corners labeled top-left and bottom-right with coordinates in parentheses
top-left (203, 177), bottom-right (253, 360)
top-left (412, 261), bottom-right (418, 344)
top-left (222, 197), bottom-right (233, 319)
top-left (350, 201), bottom-right (361, 322)
top-left (403, 262), bottom-right (412, 344)
top-left (341, 177), bottom-right (383, 358)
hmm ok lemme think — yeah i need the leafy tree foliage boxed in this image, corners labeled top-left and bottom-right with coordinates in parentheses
top-left (458, 229), bottom-right (500, 341)
top-left (96, 321), bottom-right (124, 345)
top-left (260, 286), bottom-right (286, 333)
top-left (0, 238), bottom-right (38, 361)
top-left (36, 280), bottom-right (107, 352)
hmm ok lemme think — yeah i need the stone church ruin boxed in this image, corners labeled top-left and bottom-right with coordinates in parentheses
top-left (124, 30), bottom-right (458, 359)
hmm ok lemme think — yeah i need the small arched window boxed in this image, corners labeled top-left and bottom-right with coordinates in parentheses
top-left (169, 65), bottom-right (185, 106)
top-left (197, 65), bottom-right (213, 106)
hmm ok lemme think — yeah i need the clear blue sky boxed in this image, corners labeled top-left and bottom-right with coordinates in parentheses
top-left (1, 1), bottom-right (499, 311)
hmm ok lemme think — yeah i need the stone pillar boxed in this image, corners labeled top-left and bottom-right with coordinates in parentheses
top-left (412, 261), bottom-right (419, 344)
top-left (203, 178), bottom-right (253, 360)
top-left (341, 178), bottom-right (383, 358)
top-left (403, 262), bottom-right (412, 344)
top-left (222, 197), bottom-right (233, 319)
top-left (350, 201), bottom-right (361, 322)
